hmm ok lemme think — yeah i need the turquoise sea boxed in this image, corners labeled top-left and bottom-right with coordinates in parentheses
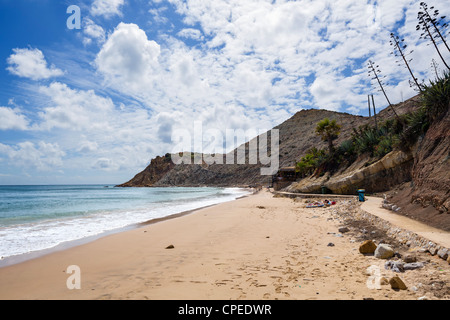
top-left (0, 185), bottom-right (250, 260)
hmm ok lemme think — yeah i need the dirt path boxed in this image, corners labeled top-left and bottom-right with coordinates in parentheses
top-left (362, 197), bottom-right (450, 249)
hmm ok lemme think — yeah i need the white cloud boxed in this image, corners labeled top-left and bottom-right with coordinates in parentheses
top-left (37, 82), bottom-right (114, 131)
top-left (92, 157), bottom-right (118, 171)
top-left (177, 28), bottom-right (204, 41)
top-left (77, 140), bottom-right (99, 153)
top-left (91, 0), bottom-right (124, 18)
top-left (0, 141), bottom-right (65, 171)
top-left (83, 18), bottom-right (106, 45)
top-left (5, 0), bottom-right (450, 185)
top-left (95, 23), bottom-right (161, 93)
top-left (0, 107), bottom-right (29, 130)
top-left (7, 48), bottom-right (64, 80)
top-left (31, 82), bottom-right (157, 173)
top-left (149, 7), bottom-right (170, 25)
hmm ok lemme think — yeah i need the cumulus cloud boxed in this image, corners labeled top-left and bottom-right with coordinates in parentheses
top-left (37, 82), bottom-right (114, 131)
top-left (82, 18), bottom-right (106, 45)
top-left (32, 82), bottom-right (157, 173)
top-left (95, 23), bottom-right (161, 93)
top-left (4, 0), bottom-right (450, 184)
top-left (91, 0), bottom-right (124, 18)
top-left (0, 141), bottom-right (65, 171)
top-left (0, 107), bottom-right (29, 130)
top-left (6, 48), bottom-right (64, 80)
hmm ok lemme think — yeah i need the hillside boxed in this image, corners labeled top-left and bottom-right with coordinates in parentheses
top-left (118, 95), bottom-right (420, 188)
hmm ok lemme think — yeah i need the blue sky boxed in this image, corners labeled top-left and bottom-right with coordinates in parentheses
top-left (0, 0), bottom-right (449, 185)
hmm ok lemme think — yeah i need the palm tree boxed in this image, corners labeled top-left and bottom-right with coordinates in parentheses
top-left (316, 118), bottom-right (341, 154)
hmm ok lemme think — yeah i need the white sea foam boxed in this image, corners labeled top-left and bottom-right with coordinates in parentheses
top-left (0, 187), bottom-right (251, 260)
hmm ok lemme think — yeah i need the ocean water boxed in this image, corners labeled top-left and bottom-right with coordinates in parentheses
top-left (0, 185), bottom-right (250, 260)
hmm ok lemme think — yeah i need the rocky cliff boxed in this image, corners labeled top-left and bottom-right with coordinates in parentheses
top-left (120, 108), bottom-right (368, 188)
top-left (386, 107), bottom-right (450, 231)
top-left (118, 96), bottom-right (419, 188)
top-left (286, 150), bottom-right (414, 195)
top-left (117, 154), bottom-right (175, 187)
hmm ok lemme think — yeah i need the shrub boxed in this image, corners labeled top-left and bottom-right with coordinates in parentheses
top-left (353, 126), bottom-right (380, 156)
top-left (374, 135), bottom-right (394, 158)
top-left (421, 70), bottom-right (450, 121)
top-left (296, 148), bottom-right (326, 177)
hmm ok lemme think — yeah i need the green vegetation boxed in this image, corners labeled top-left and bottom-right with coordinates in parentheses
top-left (315, 118), bottom-right (341, 154)
top-left (421, 70), bottom-right (450, 120)
top-left (296, 69), bottom-right (448, 177)
top-left (295, 148), bottom-right (326, 177)
top-left (294, 2), bottom-right (449, 180)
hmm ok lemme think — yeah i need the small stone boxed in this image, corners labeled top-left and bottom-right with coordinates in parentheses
top-left (327, 242), bottom-right (335, 247)
top-left (379, 277), bottom-right (389, 286)
top-left (403, 254), bottom-right (417, 263)
top-left (385, 261), bottom-right (404, 273)
top-left (363, 297), bottom-right (374, 300)
top-left (165, 244), bottom-right (175, 249)
top-left (428, 247), bottom-right (438, 256)
top-left (403, 262), bottom-right (424, 270)
top-left (389, 276), bottom-right (407, 290)
top-left (375, 244), bottom-right (395, 259)
top-left (338, 227), bottom-right (350, 233)
top-left (418, 296), bottom-right (429, 300)
top-left (447, 256), bottom-right (450, 265)
top-left (359, 240), bottom-right (377, 254)
top-left (437, 248), bottom-right (448, 260)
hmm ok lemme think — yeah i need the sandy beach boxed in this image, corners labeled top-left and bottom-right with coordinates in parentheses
top-left (0, 189), bottom-right (448, 300)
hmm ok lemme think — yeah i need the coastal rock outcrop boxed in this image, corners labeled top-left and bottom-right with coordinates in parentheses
top-left (117, 154), bottom-right (175, 187)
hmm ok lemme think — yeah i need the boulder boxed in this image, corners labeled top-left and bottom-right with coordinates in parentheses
top-left (389, 276), bottom-right (407, 290)
top-left (359, 240), bottom-right (377, 254)
top-left (375, 244), bottom-right (395, 259)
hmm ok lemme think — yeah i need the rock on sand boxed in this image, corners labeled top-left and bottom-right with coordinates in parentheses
top-left (359, 240), bottom-right (377, 254)
top-left (374, 244), bottom-right (394, 259)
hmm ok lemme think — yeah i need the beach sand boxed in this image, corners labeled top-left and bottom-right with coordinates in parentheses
top-left (0, 189), bottom-right (448, 300)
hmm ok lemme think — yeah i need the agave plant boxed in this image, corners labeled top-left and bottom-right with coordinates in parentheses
top-left (421, 70), bottom-right (450, 120)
